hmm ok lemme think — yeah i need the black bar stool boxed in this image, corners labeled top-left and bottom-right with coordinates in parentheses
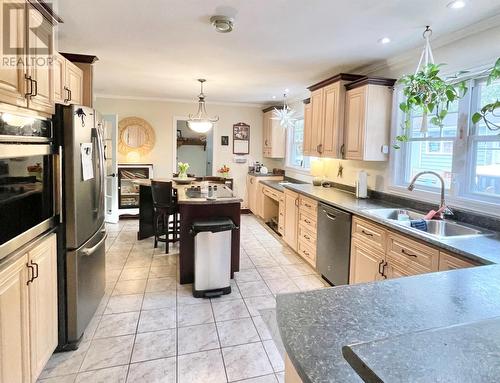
top-left (151, 180), bottom-right (179, 254)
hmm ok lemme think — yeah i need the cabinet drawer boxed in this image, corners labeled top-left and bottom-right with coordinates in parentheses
top-left (298, 210), bottom-right (316, 230)
top-left (352, 217), bottom-right (387, 252)
top-left (298, 224), bottom-right (316, 248)
top-left (439, 251), bottom-right (481, 271)
top-left (299, 195), bottom-right (317, 216)
top-left (387, 232), bottom-right (439, 272)
top-left (298, 240), bottom-right (316, 267)
top-left (263, 186), bottom-right (281, 201)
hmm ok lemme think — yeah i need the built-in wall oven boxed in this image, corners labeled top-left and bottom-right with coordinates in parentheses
top-left (0, 113), bottom-right (58, 261)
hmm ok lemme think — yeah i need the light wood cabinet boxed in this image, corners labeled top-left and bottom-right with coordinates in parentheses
top-left (53, 53), bottom-right (83, 105)
top-left (28, 234), bottom-right (58, 382)
top-left (349, 216), bottom-right (481, 284)
top-left (349, 238), bottom-right (385, 284)
top-left (0, 253), bottom-right (30, 383)
top-left (297, 195), bottom-right (317, 268)
top-left (439, 251), bottom-right (480, 271)
top-left (344, 79), bottom-right (395, 161)
top-left (0, 233), bottom-right (57, 383)
top-left (246, 175), bottom-right (283, 216)
top-left (304, 73), bottom-right (363, 158)
top-left (278, 194), bottom-right (285, 235)
top-left (302, 100), bottom-right (312, 156)
top-left (285, 353), bottom-right (303, 383)
top-left (64, 60), bottom-right (83, 105)
top-left (262, 108), bottom-right (286, 158)
top-left (26, 3), bottom-right (54, 115)
top-left (284, 189), bottom-right (299, 251)
top-left (0, 0), bottom-right (28, 108)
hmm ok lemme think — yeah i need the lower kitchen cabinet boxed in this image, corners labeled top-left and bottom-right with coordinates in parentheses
top-left (285, 353), bottom-right (303, 383)
top-left (349, 217), bottom-right (481, 284)
top-left (0, 233), bottom-right (58, 383)
top-left (438, 251), bottom-right (481, 271)
top-left (0, 253), bottom-right (30, 383)
top-left (283, 189), bottom-right (299, 251)
top-left (28, 234), bottom-right (58, 382)
top-left (349, 238), bottom-right (385, 284)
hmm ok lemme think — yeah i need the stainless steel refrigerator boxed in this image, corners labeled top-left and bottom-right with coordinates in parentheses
top-left (55, 104), bottom-right (107, 350)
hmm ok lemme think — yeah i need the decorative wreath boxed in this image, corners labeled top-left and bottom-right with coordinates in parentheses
top-left (118, 117), bottom-right (156, 155)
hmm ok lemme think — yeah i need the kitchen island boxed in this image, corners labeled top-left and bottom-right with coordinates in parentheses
top-left (277, 264), bottom-right (500, 382)
top-left (133, 179), bottom-right (242, 284)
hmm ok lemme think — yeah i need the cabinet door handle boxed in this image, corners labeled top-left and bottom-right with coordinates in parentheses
top-left (303, 249), bottom-right (310, 256)
top-left (361, 229), bottom-right (373, 237)
top-left (304, 203), bottom-right (311, 208)
top-left (32, 79), bottom-right (38, 97)
top-left (340, 144), bottom-right (345, 159)
top-left (382, 262), bottom-right (388, 279)
top-left (64, 86), bottom-right (70, 103)
top-left (304, 234), bottom-right (310, 240)
top-left (401, 249), bottom-right (417, 258)
top-left (295, 198), bottom-right (299, 207)
top-left (31, 260), bottom-right (39, 280)
top-left (378, 259), bottom-right (384, 275)
top-left (26, 263), bottom-right (34, 285)
top-left (25, 75), bottom-right (33, 97)
top-left (318, 144), bottom-right (323, 154)
top-left (68, 88), bottom-right (72, 101)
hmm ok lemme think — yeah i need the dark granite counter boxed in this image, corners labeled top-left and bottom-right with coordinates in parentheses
top-left (342, 316), bottom-right (500, 382)
top-left (277, 265), bottom-right (500, 383)
top-left (283, 183), bottom-right (500, 265)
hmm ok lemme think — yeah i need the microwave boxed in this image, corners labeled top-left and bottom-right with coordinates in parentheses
top-left (0, 112), bottom-right (57, 261)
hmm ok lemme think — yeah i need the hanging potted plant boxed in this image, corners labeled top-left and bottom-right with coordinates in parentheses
top-left (394, 27), bottom-right (467, 148)
top-left (472, 57), bottom-right (500, 132)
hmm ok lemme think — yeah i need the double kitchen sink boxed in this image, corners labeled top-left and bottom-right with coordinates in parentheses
top-left (363, 208), bottom-right (492, 239)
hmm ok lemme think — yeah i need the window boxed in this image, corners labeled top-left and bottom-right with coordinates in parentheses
top-left (287, 118), bottom-right (311, 170)
top-left (393, 74), bottom-right (500, 206)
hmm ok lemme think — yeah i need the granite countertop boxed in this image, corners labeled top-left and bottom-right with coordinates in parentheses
top-left (260, 179), bottom-right (286, 192)
top-left (132, 179), bottom-right (242, 205)
top-left (277, 265), bottom-right (500, 383)
top-left (342, 316), bottom-right (500, 382)
top-left (247, 171), bottom-right (285, 178)
top-left (282, 183), bottom-right (500, 265)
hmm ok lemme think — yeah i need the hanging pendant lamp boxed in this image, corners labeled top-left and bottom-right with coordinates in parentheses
top-left (271, 92), bottom-right (297, 128)
top-left (188, 79), bottom-right (219, 133)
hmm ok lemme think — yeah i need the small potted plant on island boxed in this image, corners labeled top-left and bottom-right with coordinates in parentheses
top-left (217, 164), bottom-right (230, 178)
top-left (177, 162), bottom-right (190, 179)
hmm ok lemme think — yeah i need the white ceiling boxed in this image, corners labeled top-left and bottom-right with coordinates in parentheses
top-left (55, 0), bottom-right (500, 104)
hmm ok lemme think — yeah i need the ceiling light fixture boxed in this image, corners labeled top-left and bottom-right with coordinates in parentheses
top-left (271, 92), bottom-right (297, 129)
top-left (447, 0), bottom-right (466, 9)
top-left (210, 15), bottom-right (234, 33)
top-left (187, 79), bottom-right (219, 133)
top-left (379, 37), bottom-right (391, 44)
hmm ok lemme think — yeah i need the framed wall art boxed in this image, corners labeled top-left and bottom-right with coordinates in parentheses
top-left (233, 122), bottom-right (250, 155)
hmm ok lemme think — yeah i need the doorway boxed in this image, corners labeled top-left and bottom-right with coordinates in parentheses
top-left (174, 119), bottom-right (213, 177)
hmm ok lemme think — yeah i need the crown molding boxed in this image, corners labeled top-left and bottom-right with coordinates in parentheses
top-left (94, 93), bottom-right (266, 108)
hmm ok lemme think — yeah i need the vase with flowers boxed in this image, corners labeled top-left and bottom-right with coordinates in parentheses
top-left (177, 162), bottom-right (190, 179)
top-left (217, 164), bottom-right (230, 178)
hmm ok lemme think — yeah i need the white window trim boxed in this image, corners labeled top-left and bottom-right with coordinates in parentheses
top-left (388, 81), bottom-right (500, 218)
top-left (285, 117), bottom-right (310, 173)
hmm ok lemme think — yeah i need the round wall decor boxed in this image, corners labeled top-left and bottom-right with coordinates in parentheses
top-left (118, 117), bottom-right (156, 155)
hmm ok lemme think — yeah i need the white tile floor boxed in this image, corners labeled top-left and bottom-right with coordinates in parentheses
top-left (39, 214), bottom-right (328, 383)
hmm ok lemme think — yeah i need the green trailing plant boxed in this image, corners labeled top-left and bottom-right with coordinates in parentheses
top-left (394, 63), bottom-right (467, 149)
top-left (471, 57), bottom-right (500, 132)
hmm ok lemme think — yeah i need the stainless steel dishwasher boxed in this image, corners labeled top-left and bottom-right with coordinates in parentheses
top-left (317, 203), bottom-right (352, 285)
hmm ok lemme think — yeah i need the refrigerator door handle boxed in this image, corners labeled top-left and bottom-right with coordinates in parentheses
top-left (97, 124), bottom-right (106, 216)
top-left (81, 233), bottom-right (108, 256)
top-left (58, 145), bottom-right (63, 223)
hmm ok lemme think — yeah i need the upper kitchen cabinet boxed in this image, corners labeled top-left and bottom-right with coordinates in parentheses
top-left (262, 107), bottom-right (286, 158)
top-left (344, 77), bottom-right (396, 161)
top-left (26, 1), bottom-right (54, 115)
top-left (53, 54), bottom-right (83, 105)
top-left (0, 0), bottom-right (28, 108)
top-left (304, 73), bottom-right (363, 158)
top-left (57, 53), bottom-right (98, 107)
top-left (0, 0), bottom-right (61, 116)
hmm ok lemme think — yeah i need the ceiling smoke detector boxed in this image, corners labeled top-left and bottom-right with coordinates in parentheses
top-left (210, 15), bottom-right (234, 33)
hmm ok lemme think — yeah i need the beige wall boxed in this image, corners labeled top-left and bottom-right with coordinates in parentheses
top-left (95, 97), bottom-right (283, 206)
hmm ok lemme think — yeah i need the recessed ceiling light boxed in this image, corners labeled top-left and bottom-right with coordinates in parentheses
top-left (272, 96), bottom-right (276, 99)
top-left (379, 37), bottom-right (391, 44)
top-left (447, 0), bottom-right (466, 9)
top-left (210, 15), bottom-right (234, 33)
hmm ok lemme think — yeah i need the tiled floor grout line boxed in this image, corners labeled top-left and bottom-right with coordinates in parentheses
top-left (209, 299), bottom-right (229, 383)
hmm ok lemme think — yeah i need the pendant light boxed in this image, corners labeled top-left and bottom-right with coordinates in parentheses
top-left (271, 91), bottom-right (297, 129)
top-left (187, 79), bottom-right (219, 133)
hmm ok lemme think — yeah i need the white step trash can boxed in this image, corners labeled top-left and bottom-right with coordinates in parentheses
top-left (191, 218), bottom-right (236, 298)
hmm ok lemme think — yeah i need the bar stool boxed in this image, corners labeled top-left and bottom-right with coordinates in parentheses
top-left (151, 180), bottom-right (179, 254)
